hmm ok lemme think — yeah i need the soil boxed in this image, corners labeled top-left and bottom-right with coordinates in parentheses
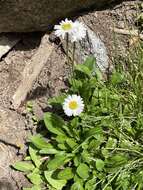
top-left (0, 1), bottom-right (141, 189)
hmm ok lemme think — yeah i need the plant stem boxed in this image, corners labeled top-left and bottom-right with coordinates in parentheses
top-left (66, 33), bottom-right (69, 65)
top-left (105, 147), bottom-right (143, 157)
top-left (71, 42), bottom-right (76, 92)
top-left (72, 136), bottom-right (93, 154)
top-left (103, 168), bottom-right (122, 190)
top-left (72, 42), bottom-right (76, 66)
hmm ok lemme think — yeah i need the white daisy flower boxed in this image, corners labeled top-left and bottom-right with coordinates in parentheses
top-left (71, 21), bottom-right (87, 42)
top-left (54, 18), bottom-right (74, 39)
top-left (63, 95), bottom-right (84, 117)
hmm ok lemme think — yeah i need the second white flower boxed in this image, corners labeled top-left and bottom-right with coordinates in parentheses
top-left (63, 94), bottom-right (84, 117)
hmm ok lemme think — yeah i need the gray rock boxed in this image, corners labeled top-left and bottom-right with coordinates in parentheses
top-left (0, 34), bottom-right (20, 59)
top-left (0, 179), bottom-right (14, 190)
top-left (0, 107), bottom-right (30, 188)
top-left (84, 27), bottom-right (109, 72)
top-left (0, 0), bottom-right (123, 32)
top-left (61, 25), bottom-right (109, 73)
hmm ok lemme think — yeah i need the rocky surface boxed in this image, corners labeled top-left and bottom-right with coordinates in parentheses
top-left (0, 0), bottom-right (123, 32)
top-left (0, 1), bottom-right (139, 189)
top-left (0, 107), bottom-right (29, 189)
top-left (61, 25), bottom-right (109, 73)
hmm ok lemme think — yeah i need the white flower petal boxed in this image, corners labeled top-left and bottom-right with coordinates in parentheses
top-left (54, 19), bottom-right (74, 39)
top-left (54, 19), bottom-right (86, 42)
top-left (54, 25), bottom-right (61, 30)
top-left (63, 94), bottom-right (84, 117)
top-left (64, 108), bottom-right (73, 116)
top-left (71, 21), bottom-right (87, 42)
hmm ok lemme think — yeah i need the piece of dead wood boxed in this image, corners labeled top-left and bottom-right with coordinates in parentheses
top-left (112, 28), bottom-right (143, 40)
top-left (12, 33), bottom-right (54, 110)
top-left (0, 34), bottom-right (20, 59)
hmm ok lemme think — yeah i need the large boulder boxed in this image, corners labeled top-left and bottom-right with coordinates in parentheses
top-left (0, 0), bottom-right (122, 32)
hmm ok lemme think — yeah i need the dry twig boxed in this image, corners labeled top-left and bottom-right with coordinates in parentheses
top-left (112, 28), bottom-right (143, 40)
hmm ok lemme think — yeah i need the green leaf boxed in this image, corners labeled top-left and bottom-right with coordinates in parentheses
top-left (27, 172), bottom-right (42, 185)
top-left (13, 161), bottom-right (35, 172)
top-left (47, 154), bottom-right (67, 171)
top-left (66, 138), bottom-right (77, 149)
top-left (75, 64), bottom-right (91, 77)
top-left (84, 56), bottom-right (96, 71)
top-left (85, 178), bottom-right (96, 190)
top-left (44, 171), bottom-right (67, 190)
top-left (44, 113), bottom-right (66, 136)
top-left (61, 124), bottom-right (74, 138)
top-left (96, 159), bottom-right (105, 171)
top-left (74, 155), bottom-right (80, 167)
top-left (71, 118), bottom-right (79, 128)
top-left (81, 151), bottom-right (91, 164)
top-left (30, 135), bottom-right (52, 149)
top-left (39, 148), bottom-right (59, 155)
top-left (102, 148), bottom-right (110, 159)
top-left (106, 155), bottom-right (127, 168)
top-left (111, 72), bottom-right (125, 85)
top-left (76, 163), bottom-right (89, 179)
top-left (94, 67), bottom-right (103, 81)
top-left (24, 156), bottom-right (31, 161)
top-left (58, 143), bottom-right (67, 150)
top-left (71, 181), bottom-right (84, 190)
top-left (103, 187), bottom-right (112, 190)
top-left (23, 186), bottom-right (41, 190)
top-left (29, 145), bottom-right (41, 168)
top-left (58, 168), bottom-right (74, 180)
top-left (84, 126), bottom-right (103, 139)
top-left (48, 94), bottom-right (66, 106)
top-left (55, 135), bottom-right (67, 143)
top-left (69, 79), bottom-right (83, 91)
top-left (80, 83), bottom-right (92, 102)
top-left (26, 101), bottom-right (33, 113)
top-left (106, 137), bottom-right (117, 149)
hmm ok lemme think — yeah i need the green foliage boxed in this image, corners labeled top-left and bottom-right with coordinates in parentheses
top-left (58, 167), bottom-right (74, 180)
top-left (13, 162), bottom-right (35, 172)
top-left (13, 53), bottom-right (143, 190)
top-left (44, 171), bottom-right (67, 190)
top-left (96, 159), bottom-right (105, 172)
top-left (76, 163), bottom-right (89, 179)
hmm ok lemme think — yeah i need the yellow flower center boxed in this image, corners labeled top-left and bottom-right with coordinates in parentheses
top-left (62, 23), bottom-right (72, 31)
top-left (69, 101), bottom-right (78, 110)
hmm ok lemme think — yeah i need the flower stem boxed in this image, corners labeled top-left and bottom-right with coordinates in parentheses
top-left (71, 42), bottom-right (76, 92)
top-left (72, 42), bottom-right (76, 66)
top-left (66, 33), bottom-right (69, 65)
